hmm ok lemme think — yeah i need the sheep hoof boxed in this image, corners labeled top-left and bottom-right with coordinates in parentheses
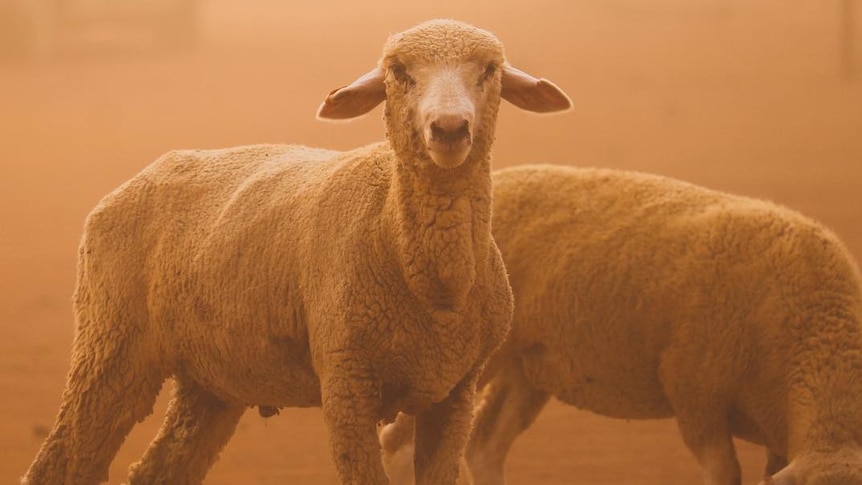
top-left (258, 405), bottom-right (279, 418)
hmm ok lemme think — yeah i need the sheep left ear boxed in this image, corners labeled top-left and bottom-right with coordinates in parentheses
top-left (501, 65), bottom-right (572, 113)
top-left (317, 67), bottom-right (386, 120)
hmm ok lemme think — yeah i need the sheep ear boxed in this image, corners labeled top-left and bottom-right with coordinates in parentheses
top-left (317, 67), bottom-right (386, 120)
top-left (501, 65), bottom-right (572, 113)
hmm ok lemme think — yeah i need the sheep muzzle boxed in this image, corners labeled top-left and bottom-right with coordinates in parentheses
top-left (424, 113), bottom-right (474, 168)
top-left (430, 116), bottom-right (471, 144)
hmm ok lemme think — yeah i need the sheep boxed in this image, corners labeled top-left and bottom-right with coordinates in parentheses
top-left (380, 164), bottom-right (862, 485)
top-left (21, 20), bottom-right (572, 485)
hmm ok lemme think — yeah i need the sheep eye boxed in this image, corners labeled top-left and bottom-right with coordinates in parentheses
top-left (481, 63), bottom-right (497, 82)
top-left (390, 63), bottom-right (414, 86)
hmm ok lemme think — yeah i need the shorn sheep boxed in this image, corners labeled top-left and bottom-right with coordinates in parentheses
top-left (22, 20), bottom-right (572, 485)
top-left (381, 165), bottom-right (862, 485)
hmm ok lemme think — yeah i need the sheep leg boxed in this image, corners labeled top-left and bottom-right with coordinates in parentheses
top-left (22, 327), bottom-right (164, 485)
top-left (413, 369), bottom-right (480, 485)
top-left (379, 413), bottom-right (419, 485)
top-left (321, 370), bottom-right (389, 485)
top-left (764, 449), bottom-right (789, 477)
top-left (127, 377), bottom-right (246, 484)
top-left (666, 395), bottom-right (742, 485)
top-left (660, 356), bottom-right (742, 485)
top-left (677, 421), bottom-right (741, 485)
top-left (465, 358), bottom-right (550, 485)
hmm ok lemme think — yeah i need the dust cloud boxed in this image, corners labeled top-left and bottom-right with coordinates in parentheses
top-left (1, 1), bottom-right (860, 483)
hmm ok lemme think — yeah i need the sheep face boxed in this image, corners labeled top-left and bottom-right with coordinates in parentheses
top-left (384, 57), bottom-right (492, 169)
top-left (378, 20), bottom-right (505, 169)
top-left (317, 19), bottom-right (572, 169)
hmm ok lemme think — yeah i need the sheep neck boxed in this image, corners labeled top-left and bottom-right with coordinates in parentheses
top-left (388, 153), bottom-right (493, 314)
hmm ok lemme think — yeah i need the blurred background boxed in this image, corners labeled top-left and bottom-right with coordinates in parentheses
top-left (1, 0), bottom-right (860, 483)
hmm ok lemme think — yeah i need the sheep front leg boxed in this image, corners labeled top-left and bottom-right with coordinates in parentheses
top-left (413, 369), bottom-right (479, 485)
top-left (321, 368), bottom-right (389, 485)
top-left (466, 358), bottom-right (550, 485)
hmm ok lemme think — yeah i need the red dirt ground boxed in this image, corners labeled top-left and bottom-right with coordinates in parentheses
top-left (2, 1), bottom-right (861, 483)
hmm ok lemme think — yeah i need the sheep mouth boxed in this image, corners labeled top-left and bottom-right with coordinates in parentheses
top-left (428, 136), bottom-right (472, 153)
top-left (427, 140), bottom-right (472, 168)
top-left (426, 135), bottom-right (472, 168)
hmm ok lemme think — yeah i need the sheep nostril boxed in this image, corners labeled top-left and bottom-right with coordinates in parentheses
top-left (430, 117), bottom-right (470, 144)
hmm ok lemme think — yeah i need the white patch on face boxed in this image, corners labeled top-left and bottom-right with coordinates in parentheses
top-left (412, 62), bottom-right (488, 168)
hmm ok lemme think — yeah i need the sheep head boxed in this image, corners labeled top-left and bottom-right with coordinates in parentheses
top-left (317, 19), bottom-right (572, 169)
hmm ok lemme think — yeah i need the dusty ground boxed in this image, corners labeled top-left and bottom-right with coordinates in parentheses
top-left (2, 0), bottom-right (861, 483)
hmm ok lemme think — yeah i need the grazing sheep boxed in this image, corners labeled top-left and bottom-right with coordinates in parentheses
top-left (21, 20), bottom-right (572, 485)
top-left (381, 165), bottom-right (862, 485)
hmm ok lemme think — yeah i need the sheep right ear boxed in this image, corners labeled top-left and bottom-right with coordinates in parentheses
top-left (317, 67), bottom-right (386, 120)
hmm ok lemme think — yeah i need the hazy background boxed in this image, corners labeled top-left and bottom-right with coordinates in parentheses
top-left (1, 0), bottom-right (860, 483)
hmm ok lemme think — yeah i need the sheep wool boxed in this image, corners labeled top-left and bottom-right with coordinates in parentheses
top-left (22, 20), bottom-right (572, 485)
top-left (382, 165), bottom-right (862, 485)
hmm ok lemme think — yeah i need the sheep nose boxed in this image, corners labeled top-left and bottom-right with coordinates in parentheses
top-left (430, 116), bottom-right (470, 144)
